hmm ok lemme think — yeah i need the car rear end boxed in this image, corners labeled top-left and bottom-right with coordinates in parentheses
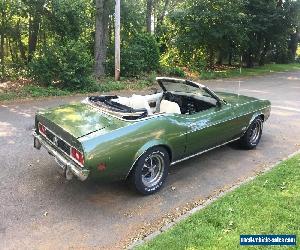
top-left (33, 115), bottom-right (90, 181)
top-left (33, 102), bottom-right (113, 181)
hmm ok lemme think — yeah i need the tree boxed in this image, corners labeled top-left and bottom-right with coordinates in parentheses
top-left (0, 0), bottom-right (5, 78)
top-left (27, 0), bottom-right (46, 62)
top-left (169, 0), bottom-right (247, 68)
top-left (94, 0), bottom-right (111, 77)
top-left (146, 0), bottom-right (153, 33)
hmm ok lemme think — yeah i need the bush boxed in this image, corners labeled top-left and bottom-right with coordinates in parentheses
top-left (106, 33), bottom-right (160, 77)
top-left (30, 40), bottom-right (95, 90)
top-left (160, 66), bottom-right (185, 77)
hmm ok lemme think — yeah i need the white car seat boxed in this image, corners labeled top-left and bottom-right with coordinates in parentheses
top-left (130, 95), bottom-right (152, 114)
top-left (115, 97), bottom-right (131, 107)
top-left (159, 100), bottom-right (181, 114)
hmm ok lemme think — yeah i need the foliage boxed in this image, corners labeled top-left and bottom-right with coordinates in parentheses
top-left (160, 66), bottom-right (186, 77)
top-left (0, 0), bottom-right (299, 86)
top-left (29, 40), bottom-right (95, 90)
top-left (2, 63), bottom-right (299, 102)
top-left (106, 33), bottom-right (160, 77)
top-left (167, 0), bottom-right (247, 69)
top-left (138, 153), bottom-right (300, 250)
top-left (0, 75), bottom-right (158, 102)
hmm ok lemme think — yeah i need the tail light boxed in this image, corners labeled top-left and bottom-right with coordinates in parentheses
top-left (71, 147), bottom-right (84, 166)
top-left (38, 123), bottom-right (46, 135)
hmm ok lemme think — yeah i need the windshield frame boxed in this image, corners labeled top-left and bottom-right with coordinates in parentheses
top-left (156, 77), bottom-right (223, 105)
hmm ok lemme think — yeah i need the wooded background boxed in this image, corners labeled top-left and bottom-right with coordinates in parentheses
top-left (0, 0), bottom-right (299, 90)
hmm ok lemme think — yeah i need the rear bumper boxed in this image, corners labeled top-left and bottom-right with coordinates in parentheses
top-left (33, 132), bottom-right (89, 181)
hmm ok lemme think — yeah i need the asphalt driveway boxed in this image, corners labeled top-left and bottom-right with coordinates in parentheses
top-left (0, 71), bottom-right (300, 249)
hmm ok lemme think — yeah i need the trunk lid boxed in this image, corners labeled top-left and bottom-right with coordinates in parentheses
top-left (36, 103), bottom-right (126, 139)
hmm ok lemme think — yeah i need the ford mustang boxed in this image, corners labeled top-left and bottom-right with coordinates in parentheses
top-left (33, 77), bottom-right (271, 195)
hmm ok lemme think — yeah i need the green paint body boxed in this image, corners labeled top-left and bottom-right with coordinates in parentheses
top-left (35, 92), bottom-right (271, 181)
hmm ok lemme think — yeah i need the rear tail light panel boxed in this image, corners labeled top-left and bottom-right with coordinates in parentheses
top-left (38, 123), bottom-right (47, 135)
top-left (38, 122), bottom-right (85, 168)
top-left (71, 147), bottom-right (85, 167)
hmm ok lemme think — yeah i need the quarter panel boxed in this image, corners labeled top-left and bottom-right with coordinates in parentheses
top-left (81, 116), bottom-right (187, 180)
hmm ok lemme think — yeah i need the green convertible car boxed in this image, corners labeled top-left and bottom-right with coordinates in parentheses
top-left (33, 77), bottom-right (271, 195)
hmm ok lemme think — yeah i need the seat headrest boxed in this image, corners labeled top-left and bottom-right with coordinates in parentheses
top-left (160, 100), bottom-right (181, 114)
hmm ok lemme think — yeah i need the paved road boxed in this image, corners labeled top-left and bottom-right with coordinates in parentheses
top-left (1, 72), bottom-right (300, 249)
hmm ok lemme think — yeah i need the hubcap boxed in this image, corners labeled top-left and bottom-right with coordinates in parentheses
top-left (141, 153), bottom-right (164, 188)
top-left (249, 119), bottom-right (262, 144)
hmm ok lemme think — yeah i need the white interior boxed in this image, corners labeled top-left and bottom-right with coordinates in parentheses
top-left (159, 100), bottom-right (181, 114)
top-left (114, 93), bottom-right (181, 115)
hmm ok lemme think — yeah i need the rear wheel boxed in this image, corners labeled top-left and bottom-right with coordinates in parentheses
top-left (239, 116), bottom-right (263, 149)
top-left (130, 147), bottom-right (170, 195)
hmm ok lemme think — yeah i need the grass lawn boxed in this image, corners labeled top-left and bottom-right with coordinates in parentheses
top-left (0, 76), bottom-right (155, 102)
top-left (137, 154), bottom-right (300, 250)
top-left (200, 63), bottom-right (300, 80)
top-left (1, 63), bottom-right (300, 102)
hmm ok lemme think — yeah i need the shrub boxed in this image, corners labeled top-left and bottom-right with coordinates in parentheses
top-left (30, 40), bottom-right (95, 90)
top-left (160, 66), bottom-right (185, 77)
top-left (106, 33), bottom-right (160, 77)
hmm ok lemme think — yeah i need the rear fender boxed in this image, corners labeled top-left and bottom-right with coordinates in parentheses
top-left (125, 139), bottom-right (171, 179)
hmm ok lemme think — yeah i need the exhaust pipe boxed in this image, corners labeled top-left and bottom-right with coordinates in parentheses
top-left (65, 166), bottom-right (74, 180)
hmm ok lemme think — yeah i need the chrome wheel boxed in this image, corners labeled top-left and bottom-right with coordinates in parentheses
top-left (141, 153), bottom-right (165, 188)
top-left (249, 119), bottom-right (263, 145)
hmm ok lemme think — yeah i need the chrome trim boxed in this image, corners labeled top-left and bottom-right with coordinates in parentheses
top-left (156, 77), bottom-right (206, 88)
top-left (38, 122), bottom-right (84, 167)
top-left (184, 106), bottom-right (270, 136)
top-left (33, 132), bottom-right (89, 181)
top-left (126, 137), bottom-right (241, 179)
top-left (125, 149), bottom-right (147, 179)
top-left (125, 105), bottom-right (270, 178)
top-left (171, 137), bottom-right (240, 166)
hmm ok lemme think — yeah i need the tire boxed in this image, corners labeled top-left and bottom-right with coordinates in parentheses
top-left (130, 147), bottom-right (170, 195)
top-left (239, 116), bottom-right (263, 149)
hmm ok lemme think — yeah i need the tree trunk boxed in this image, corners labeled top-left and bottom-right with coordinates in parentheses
top-left (289, 29), bottom-right (299, 61)
top-left (245, 51), bottom-right (253, 68)
top-left (28, 14), bottom-right (41, 62)
top-left (16, 20), bottom-right (27, 62)
top-left (208, 48), bottom-right (215, 69)
top-left (27, 1), bottom-right (45, 62)
top-left (259, 40), bottom-right (270, 66)
top-left (1, 5), bottom-right (5, 78)
top-left (115, 0), bottom-right (120, 81)
top-left (8, 38), bottom-right (16, 63)
top-left (94, 0), bottom-right (110, 78)
top-left (146, 0), bottom-right (153, 33)
top-left (157, 0), bottom-right (170, 30)
top-left (228, 52), bottom-right (233, 66)
top-left (216, 50), bottom-right (223, 65)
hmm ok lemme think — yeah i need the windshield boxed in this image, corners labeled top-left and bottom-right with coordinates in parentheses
top-left (157, 77), bottom-right (222, 105)
top-left (158, 79), bottom-right (209, 96)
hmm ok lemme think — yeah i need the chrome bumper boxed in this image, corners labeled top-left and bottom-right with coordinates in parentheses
top-left (33, 132), bottom-right (89, 181)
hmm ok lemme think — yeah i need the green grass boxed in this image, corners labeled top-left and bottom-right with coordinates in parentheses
top-left (1, 63), bottom-right (300, 102)
top-left (137, 154), bottom-right (300, 250)
top-left (0, 85), bottom-right (72, 102)
top-left (200, 63), bottom-right (300, 80)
